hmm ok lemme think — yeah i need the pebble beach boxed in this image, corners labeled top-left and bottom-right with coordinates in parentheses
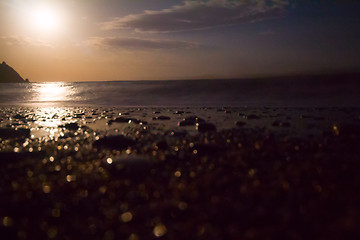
top-left (1, 106), bottom-right (360, 239)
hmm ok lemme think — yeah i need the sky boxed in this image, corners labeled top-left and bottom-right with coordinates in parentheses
top-left (0, 0), bottom-right (360, 82)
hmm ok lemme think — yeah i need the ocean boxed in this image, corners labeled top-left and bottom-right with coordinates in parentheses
top-left (0, 78), bottom-right (359, 107)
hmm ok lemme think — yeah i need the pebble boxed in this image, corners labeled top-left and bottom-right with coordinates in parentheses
top-left (196, 122), bottom-right (217, 132)
top-left (235, 121), bottom-right (246, 127)
top-left (247, 114), bottom-right (260, 119)
top-left (0, 127), bottom-right (30, 138)
top-left (64, 123), bottom-right (79, 131)
top-left (153, 116), bottom-right (171, 120)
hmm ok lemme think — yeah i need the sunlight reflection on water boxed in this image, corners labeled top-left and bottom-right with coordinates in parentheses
top-left (32, 82), bottom-right (74, 102)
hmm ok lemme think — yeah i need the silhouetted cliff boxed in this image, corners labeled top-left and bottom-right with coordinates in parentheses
top-left (0, 61), bottom-right (28, 83)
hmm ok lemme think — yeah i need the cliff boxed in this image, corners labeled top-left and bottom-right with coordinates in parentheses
top-left (0, 61), bottom-right (29, 83)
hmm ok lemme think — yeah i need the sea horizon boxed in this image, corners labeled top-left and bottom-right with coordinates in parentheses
top-left (1, 73), bottom-right (360, 107)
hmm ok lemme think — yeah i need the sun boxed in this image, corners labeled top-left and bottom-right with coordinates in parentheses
top-left (30, 5), bottom-right (62, 33)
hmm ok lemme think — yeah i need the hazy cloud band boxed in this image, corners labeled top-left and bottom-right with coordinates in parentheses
top-left (102, 0), bottom-right (288, 33)
top-left (87, 37), bottom-right (199, 50)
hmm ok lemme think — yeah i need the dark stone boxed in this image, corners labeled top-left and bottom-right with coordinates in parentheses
top-left (247, 114), bottom-right (260, 119)
top-left (196, 122), bottom-right (217, 132)
top-left (132, 118), bottom-right (147, 124)
top-left (108, 117), bottom-right (146, 125)
top-left (74, 113), bottom-right (85, 118)
top-left (109, 117), bottom-right (131, 124)
top-left (185, 116), bottom-right (205, 122)
top-left (236, 121), bottom-right (246, 127)
top-left (167, 130), bottom-right (187, 137)
top-left (153, 116), bottom-right (171, 120)
top-left (178, 116), bottom-right (205, 126)
top-left (13, 114), bottom-right (26, 120)
top-left (175, 111), bottom-right (184, 114)
top-left (64, 123), bottom-right (79, 131)
top-left (0, 128), bottom-right (30, 139)
top-left (178, 120), bottom-right (193, 126)
top-left (94, 135), bottom-right (136, 150)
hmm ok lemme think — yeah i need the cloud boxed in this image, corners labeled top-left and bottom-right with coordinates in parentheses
top-left (102, 0), bottom-right (288, 33)
top-left (0, 36), bottom-right (52, 47)
top-left (86, 37), bottom-right (199, 50)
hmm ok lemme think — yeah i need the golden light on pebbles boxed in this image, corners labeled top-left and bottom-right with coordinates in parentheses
top-left (174, 170), bottom-right (181, 177)
top-left (99, 186), bottom-right (107, 194)
top-left (66, 175), bottom-right (76, 182)
top-left (107, 158), bottom-right (113, 164)
top-left (47, 227), bottom-right (58, 239)
top-left (248, 169), bottom-right (256, 177)
top-left (2, 216), bottom-right (13, 227)
top-left (27, 170), bottom-right (34, 178)
top-left (43, 184), bottom-right (51, 193)
top-left (333, 125), bottom-right (339, 135)
top-left (128, 233), bottom-right (139, 240)
top-left (153, 224), bottom-right (167, 237)
top-left (120, 212), bottom-right (133, 223)
top-left (14, 147), bottom-right (20, 152)
top-left (49, 156), bottom-right (54, 162)
top-left (55, 165), bottom-right (61, 171)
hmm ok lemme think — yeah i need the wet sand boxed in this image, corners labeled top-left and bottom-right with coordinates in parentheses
top-left (1, 106), bottom-right (360, 239)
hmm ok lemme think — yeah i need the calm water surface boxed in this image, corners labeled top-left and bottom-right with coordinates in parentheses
top-left (0, 79), bottom-right (359, 107)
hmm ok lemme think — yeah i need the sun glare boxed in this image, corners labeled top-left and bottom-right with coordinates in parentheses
top-left (36, 83), bottom-right (70, 102)
top-left (30, 5), bottom-right (62, 33)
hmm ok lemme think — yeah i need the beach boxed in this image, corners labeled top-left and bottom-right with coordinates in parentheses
top-left (1, 106), bottom-right (360, 239)
top-left (2, 0), bottom-right (360, 238)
